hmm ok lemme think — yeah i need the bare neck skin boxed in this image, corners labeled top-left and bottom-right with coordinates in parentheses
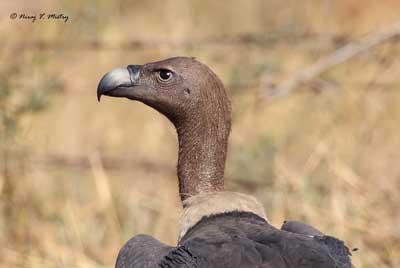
top-left (174, 92), bottom-right (231, 201)
top-left (175, 117), bottom-right (225, 200)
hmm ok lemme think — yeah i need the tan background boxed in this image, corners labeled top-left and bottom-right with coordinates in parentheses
top-left (1, 1), bottom-right (399, 267)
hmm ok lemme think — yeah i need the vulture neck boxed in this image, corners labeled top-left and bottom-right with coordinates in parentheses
top-left (175, 99), bottom-right (230, 201)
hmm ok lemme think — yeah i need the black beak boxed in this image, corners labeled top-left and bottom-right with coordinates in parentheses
top-left (97, 65), bottom-right (142, 101)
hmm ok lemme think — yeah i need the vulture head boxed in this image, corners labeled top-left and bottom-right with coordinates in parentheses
top-left (97, 57), bottom-right (231, 128)
top-left (98, 57), bottom-right (232, 200)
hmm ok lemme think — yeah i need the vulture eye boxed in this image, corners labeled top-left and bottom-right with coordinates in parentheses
top-left (157, 69), bottom-right (173, 82)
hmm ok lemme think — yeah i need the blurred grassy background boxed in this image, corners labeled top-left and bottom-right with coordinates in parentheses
top-left (1, 0), bottom-right (400, 267)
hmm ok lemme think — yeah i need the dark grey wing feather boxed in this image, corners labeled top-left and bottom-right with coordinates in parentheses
top-left (281, 220), bottom-right (324, 236)
top-left (159, 245), bottom-right (198, 268)
top-left (116, 215), bottom-right (352, 268)
top-left (115, 234), bottom-right (173, 268)
top-left (314, 236), bottom-right (352, 268)
top-left (174, 223), bottom-right (336, 268)
top-left (281, 220), bottom-right (352, 268)
top-left (164, 212), bottom-right (353, 268)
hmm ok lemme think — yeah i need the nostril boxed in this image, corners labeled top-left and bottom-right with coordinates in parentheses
top-left (127, 65), bottom-right (142, 83)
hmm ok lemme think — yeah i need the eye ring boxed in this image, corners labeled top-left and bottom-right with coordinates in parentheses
top-left (157, 69), bottom-right (173, 82)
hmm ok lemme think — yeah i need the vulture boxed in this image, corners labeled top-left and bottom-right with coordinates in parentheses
top-left (97, 57), bottom-right (353, 268)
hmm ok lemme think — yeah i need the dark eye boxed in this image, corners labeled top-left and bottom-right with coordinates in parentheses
top-left (157, 70), bottom-right (173, 82)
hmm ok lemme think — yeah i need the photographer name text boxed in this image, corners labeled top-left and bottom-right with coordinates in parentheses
top-left (10, 13), bottom-right (69, 23)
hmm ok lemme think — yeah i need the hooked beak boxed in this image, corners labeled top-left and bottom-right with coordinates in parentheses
top-left (97, 65), bottom-right (141, 101)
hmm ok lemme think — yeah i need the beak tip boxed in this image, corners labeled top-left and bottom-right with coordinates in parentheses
top-left (97, 66), bottom-right (138, 102)
top-left (97, 85), bottom-right (103, 102)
